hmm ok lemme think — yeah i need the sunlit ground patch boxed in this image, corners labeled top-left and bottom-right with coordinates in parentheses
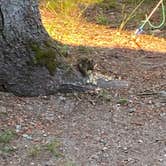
top-left (40, 8), bottom-right (166, 53)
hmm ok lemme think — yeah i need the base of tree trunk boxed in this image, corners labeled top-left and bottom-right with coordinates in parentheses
top-left (0, 0), bottom-right (129, 97)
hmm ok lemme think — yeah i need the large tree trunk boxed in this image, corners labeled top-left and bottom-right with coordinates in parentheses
top-left (0, 0), bottom-right (89, 96)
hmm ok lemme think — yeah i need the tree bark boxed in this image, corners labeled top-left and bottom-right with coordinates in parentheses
top-left (0, 0), bottom-right (89, 96)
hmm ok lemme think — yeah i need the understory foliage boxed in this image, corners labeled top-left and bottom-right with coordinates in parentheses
top-left (40, 0), bottom-right (103, 16)
top-left (40, 0), bottom-right (158, 13)
top-left (40, 0), bottom-right (159, 30)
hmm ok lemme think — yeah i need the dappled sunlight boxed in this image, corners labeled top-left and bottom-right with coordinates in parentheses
top-left (40, 9), bottom-right (166, 53)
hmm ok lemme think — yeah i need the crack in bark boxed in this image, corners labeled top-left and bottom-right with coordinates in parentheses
top-left (0, 5), bottom-right (5, 40)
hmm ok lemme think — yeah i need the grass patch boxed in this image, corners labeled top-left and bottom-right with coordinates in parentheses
top-left (0, 130), bottom-right (16, 154)
top-left (57, 44), bottom-right (70, 57)
top-left (1, 145), bottom-right (15, 153)
top-left (40, 0), bottom-right (104, 17)
top-left (119, 0), bottom-right (145, 31)
top-left (28, 139), bottom-right (62, 158)
top-left (97, 89), bottom-right (112, 102)
top-left (0, 130), bottom-right (16, 144)
top-left (117, 98), bottom-right (128, 105)
top-left (28, 145), bottom-right (41, 157)
top-left (0, 112), bottom-right (8, 116)
top-left (97, 0), bottom-right (117, 10)
top-left (126, 0), bottom-right (158, 4)
top-left (77, 45), bottom-right (93, 54)
top-left (96, 12), bottom-right (110, 25)
top-left (44, 139), bottom-right (62, 157)
top-left (64, 161), bottom-right (77, 166)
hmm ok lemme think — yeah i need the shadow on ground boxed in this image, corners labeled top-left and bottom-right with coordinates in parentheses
top-left (0, 45), bottom-right (166, 165)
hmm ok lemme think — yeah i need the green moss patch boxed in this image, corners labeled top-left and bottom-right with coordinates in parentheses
top-left (31, 43), bottom-right (58, 75)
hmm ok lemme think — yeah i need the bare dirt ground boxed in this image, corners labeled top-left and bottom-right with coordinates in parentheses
top-left (0, 1), bottom-right (166, 166)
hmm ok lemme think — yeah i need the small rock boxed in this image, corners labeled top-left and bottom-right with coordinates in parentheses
top-left (26, 105), bottom-right (34, 111)
top-left (148, 100), bottom-right (152, 104)
top-left (97, 79), bottom-right (129, 89)
top-left (159, 91), bottom-right (166, 97)
top-left (160, 112), bottom-right (166, 117)
top-left (90, 154), bottom-right (98, 160)
top-left (0, 106), bottom-right (6, 112)
top-left (23, 134), bottom-right (32, 140)
top-left (128, 108), bottom-right (136, 113)
top-left (151, 29), bottom-right (161, 34)
top-left (123, 147), bottom-right (128, 152)
top-left (59, 96), bottom-right (66, 101)
top-left (45, 113), bottom-right (54, 121)
top-left (16, 125), bottom-right (21, 133)
top-left (43, 133), bottom-right (47, 137)
top-left (158, 158), bottom-right (163, 162)
top-left (25, 145), bottom-right (28, 148)
top-left (102, 147), bottom-right (108, 151)
top-left (138, 139), bottom-right (143, 143)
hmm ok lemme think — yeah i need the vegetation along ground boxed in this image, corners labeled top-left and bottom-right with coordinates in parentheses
top-left (0, 0), bottom-right (166, 165)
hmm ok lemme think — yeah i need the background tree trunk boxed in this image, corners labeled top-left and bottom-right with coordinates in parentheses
top-left (0, 0), bottom-right (87, 96)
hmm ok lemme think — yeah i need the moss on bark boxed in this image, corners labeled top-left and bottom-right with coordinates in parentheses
top-left (30, 42), bottom-right (58, 75)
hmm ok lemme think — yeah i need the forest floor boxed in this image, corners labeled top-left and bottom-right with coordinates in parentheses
top-left (0, 1), bottom-right (166, 166)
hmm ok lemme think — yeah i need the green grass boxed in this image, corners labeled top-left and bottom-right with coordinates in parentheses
top-left (97, 0), bottom-right (117, 10)
top-left (0, 145), bottom-right (15, 153)
top-left (97, 89), bottom-right (112, 102)
top-left (119, 0), bottom-right (145, 31)
top-left (44, 139), bottom-right (62, 157)
top-left (117, 98), bottom-right (128, 105)
top-left (41, 0), bottom-right (104, 16)
top-left (96, 12), bottom-right (110, 25)
top-left (28, 139), bottom-right (62, 158)
top-left (40, 0), bottom-right (159, 31)
top-left (0, 112), bottom-right (8, 116)
top-left (0, 130), bottom-right (16, 144)
top-left (126, 0), bottom-right (158, 4)
top-left (0, 130), bottom-right (16, 154)
top-left (77, 45), bottom-right (93, 54)
top-left (28, 145), bottom-right (41, 157)
top-left (57, 44), bottom-right (70, 57)
top-left (64, 161), bottom-right (77, 166)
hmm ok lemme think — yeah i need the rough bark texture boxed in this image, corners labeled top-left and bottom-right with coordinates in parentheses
top-left (0, 0), bottom-right (88, 96)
